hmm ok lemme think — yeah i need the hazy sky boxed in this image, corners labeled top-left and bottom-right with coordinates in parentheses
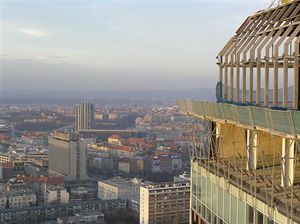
top-left (1, 0), bottom-right (272, 91)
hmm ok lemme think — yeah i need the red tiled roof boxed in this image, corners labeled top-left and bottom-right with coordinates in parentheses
top-left (16, 176), bottom-right (64, 185)
top-left (115, 145), bottom-right (133, 152)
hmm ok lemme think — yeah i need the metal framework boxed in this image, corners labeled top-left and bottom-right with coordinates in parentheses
top-left (218, 0), bottom-right (300, 109)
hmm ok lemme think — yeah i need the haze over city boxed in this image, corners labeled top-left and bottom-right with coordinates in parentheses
top-left (1, 0), bottom-right (270, 92)
top-left (1, 0), bottom-right (300, 224)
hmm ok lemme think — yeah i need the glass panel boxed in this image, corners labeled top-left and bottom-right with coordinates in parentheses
top-left (247, 204), bottom-right (254, 224)
top-left (218, 186), bottom-right (224, 218)
top-left (197, 199), bottom-right (201, 214)
top-left (264, 215), bottom-right (274, 224)
top-left (230, 195), bottom-right (237, 224)
top-left (201, 176), bottom-right (207, 205)
top-left (224, 190), bottom-right (230, 222)
top-left (197, 172), bottom-right (201, 199)
top-left (192, 170), bottom-right (196, 195)
top-left (257, 211), bottom-right (263, 224)
top-left (207, 208), bottom-right (211, 223)
top-left (192, 196), bottom-right (196, 210)
top-left (212, 182), bottom-right (217, 213)
top-left (212, 213), bottom-right (217, 224)
top-left (238, 199), bottom-right (246, 224)
top-left (202, 204), bottom-right (206, 220)
top-left (207, 180), bottom-right (212, 208)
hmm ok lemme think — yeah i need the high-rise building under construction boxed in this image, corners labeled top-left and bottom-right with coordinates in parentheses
top-left (178, 0), bottom-right (300, 223)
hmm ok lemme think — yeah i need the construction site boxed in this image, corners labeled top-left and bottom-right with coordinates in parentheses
top-left (178, 0), bottom-right (300, 223)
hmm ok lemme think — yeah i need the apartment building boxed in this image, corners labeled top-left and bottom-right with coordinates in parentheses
top-left (139, 180), bottom-right (190, 224)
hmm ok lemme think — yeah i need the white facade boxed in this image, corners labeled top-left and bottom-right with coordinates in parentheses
top-left (98, 182), bottom-right (119, 200)
top-left (45, 186), bottom-right (69, 204)
top-left (98, 178), bottom-right (144, 212)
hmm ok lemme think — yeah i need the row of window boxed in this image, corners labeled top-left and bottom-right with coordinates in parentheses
top-left (191, 169), bottom-right (277, 224)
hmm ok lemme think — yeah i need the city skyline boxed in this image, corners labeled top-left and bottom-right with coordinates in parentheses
top-left (1, 0), bottom-right (271, 91)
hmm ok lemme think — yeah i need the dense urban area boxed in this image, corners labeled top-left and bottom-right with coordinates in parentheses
top-left (0, 99), bottom-right (195, 223)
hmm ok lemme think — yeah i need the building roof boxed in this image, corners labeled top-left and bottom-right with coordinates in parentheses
top-left (16, 176), bottom-right (64, 185)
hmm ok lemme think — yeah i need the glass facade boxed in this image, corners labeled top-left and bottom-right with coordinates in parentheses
top-left (191, 165), bottom-right (280, 224)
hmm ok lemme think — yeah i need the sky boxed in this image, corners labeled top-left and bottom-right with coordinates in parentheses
top-left (0, 0), bottom-right (272, 92)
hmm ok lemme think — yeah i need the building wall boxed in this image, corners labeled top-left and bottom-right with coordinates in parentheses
top-left (75, 101), bottom-right (94, 132)
top-left (118, 161), bottom-right (130, 173)
top-left (49, 138), bottom-right (70, 177)
top-left (98, 182), bottom-right (119, 200)
top-left (140, 187), bottom-right (149, 224)
top-left (140, 182), bottom-right (190, 224)
top-left (190, 161), bottom-right (292, 224)
top-left (45, 188), bottom-right (69, 204)
top-left (219, 123), bottom-right (282, 163)
top-left (49, 137), bottom-right (88, 181)
top-left (0, 192), bottom-right (36, 209)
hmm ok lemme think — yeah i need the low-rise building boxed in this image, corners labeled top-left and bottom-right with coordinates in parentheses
top-left (45, 186), bottom-right (69, 204)
top-left (98, 178), bottom-right (145, 212)
top-left (0, 189), bottom-right (36, 209)
top-left (16, 175), bottom-right (64, 204)
top-left (57, 212), bottom-right (105, 224)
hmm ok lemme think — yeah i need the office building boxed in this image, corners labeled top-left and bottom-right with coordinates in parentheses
top-left (48, 130), bottom-right (89, 181)
top-left (178, 0), bottom-right (300, 223)
top-left (75, 101), bottom-right (94, 132)
top-left (139, 179), bottom-right (190, 224)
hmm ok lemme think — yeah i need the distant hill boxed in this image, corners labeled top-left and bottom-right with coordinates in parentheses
top-left (0, 89), bottom-right (216, 104)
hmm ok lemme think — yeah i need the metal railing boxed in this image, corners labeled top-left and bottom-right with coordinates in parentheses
top-left (177, 99), bottom-right (300, 137)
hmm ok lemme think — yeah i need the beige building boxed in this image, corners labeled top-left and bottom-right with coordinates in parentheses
top-left (48, 131), bottom-right (89, 181)
top-left (0, 153), bottom-right (20, 164)
top-left (118, 160), bottom-right (130, 173)
top-left (45, 186), bottom-right (69, 204)
top-left (139, 180), bottom-right (190, 224)
top-left (0, 189), bottom-right (36, 208)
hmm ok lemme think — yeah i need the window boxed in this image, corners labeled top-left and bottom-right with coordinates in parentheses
top-left (247, 205), bottom-right (254, 224)
top-left (202, 205), bottom-right (206, 219)
top-left (238, 199), bottom-right (246, 224)
top-left (207, 180), bottom-right (212, 208)
top-left (217, 186), bottom-right (224, 218)
top-left (224, 190), bottom-right (230, 222)
top-left (201, 176), bottom-right (206, 205)
top-left (212, 182), bottom-right (217, 212)
top-left (257, 211), bottom-right (263, 224)
top-left (230, 195), bottom-right (237, 224)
